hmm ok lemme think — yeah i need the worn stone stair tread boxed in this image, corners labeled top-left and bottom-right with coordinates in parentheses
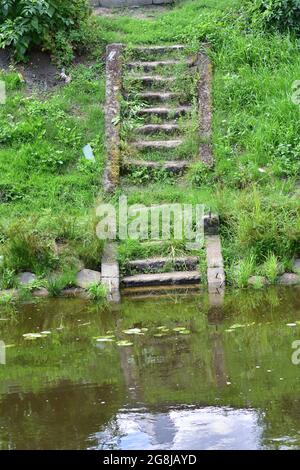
top-left (128, 59), bottom-right (195, 70)
top-left (137, 106), bottom-right (192, 117)
top-left (136, 91), bottom-right (179, 102)
top-left (122, 159), bottom-right (189, 172)
top-left (133, 139), bottom-right (183, 150)
top-left (122, 271), bottom-right (201, 287)
top-left (133, 45), bottom-right (185, 53)
top-left (126, 256), bottom-right (199, 272)
top-left (136, 123), bottom-right (180, 135)
top-left (128, 75), bottom-right (175, 84)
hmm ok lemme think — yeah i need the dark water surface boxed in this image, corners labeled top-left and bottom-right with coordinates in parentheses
top-left (0, 287), bottom-right (300, 450)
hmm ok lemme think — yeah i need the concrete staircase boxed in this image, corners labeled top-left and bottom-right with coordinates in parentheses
top-left (121, 45), bottom-right (198, 178)
top-left (103, 43), bottom-right (224, 302)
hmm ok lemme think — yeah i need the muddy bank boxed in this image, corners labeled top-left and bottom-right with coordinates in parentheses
top-left (0, 49), bottom-right (60, 92)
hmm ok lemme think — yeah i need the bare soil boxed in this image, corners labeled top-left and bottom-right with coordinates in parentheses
top-left (0, 49), bottom-right (60, 92)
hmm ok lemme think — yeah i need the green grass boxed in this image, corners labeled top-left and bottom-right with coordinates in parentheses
top-left (0, 64), bottom-right (106, 278)
top-left (0, 0), bottom-right (299, 289)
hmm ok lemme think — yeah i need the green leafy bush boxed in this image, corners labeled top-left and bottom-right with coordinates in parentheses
top-left (247, 0), bottom-right (300, 34)
top-left (0, 0), bottom-right (90, 61)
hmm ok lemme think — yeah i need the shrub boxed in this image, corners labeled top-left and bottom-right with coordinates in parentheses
top-left (46, 268), bottom-right (76, 296)
top-left (247, 0), bottom-right (300, 35)
top-left (3, 222), bottom-right (58, 274)
top-left (261, 252), bottom-right (281, 283)
top-left (87, 283), bottom-right (107, 302)
top-left (0, 0), bottom-right (90, 61)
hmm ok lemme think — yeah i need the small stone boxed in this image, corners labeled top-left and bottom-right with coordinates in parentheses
top-left (75, 269), bottom-right (101, 289)
top-left (278, 273), bottom-right (300, 286)
top-left (32, 288), bottom-right (49, 298)
top-left (18, 272), bottom-right (36, 286)
top-left (248, 276), bottom-right (269, 288)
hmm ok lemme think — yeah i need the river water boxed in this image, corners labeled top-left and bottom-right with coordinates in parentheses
top-left (0, 287), bottom-right (299, 450)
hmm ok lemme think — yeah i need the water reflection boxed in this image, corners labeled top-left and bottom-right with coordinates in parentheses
top-left (91, 406), bottom-right (262, 450)
top-left (0, 287), bottom-right (299, 449)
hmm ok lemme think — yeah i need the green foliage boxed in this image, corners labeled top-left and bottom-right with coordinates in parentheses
top-left (231, 254), bottom-right (256, 288)
top-left (247, 0), bottom-right (300, 34)
top-left (0, 267), bottom-right (17, 289)
top-left (261, 252), bottom-right (281, 283)
top-left (187, 162), bottom-right (212, 187)
top-left (0, 0), bottom-right (92, 63)
top-left (46, 267), bottom-right (77, 297)
top-left (2, 222), bottom-right (57, 275)
top-left (87, 283), bottom-right (108, 302)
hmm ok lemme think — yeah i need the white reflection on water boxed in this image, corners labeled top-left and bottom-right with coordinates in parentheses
top-left (90, 406), bottom-right (263, 450)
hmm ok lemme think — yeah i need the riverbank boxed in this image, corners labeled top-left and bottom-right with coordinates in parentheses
top-left (0, 0), bottom-right (299, 301)
top-left (0, 287), bottom-right (300, 449)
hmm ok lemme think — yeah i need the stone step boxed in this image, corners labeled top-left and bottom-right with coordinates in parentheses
top-left (136, 91), bottom-right (179, 102)
top-left (137, 106), bottom-right (192, 118)
top-left (133, 45), bottom-right (185, 54)
top-left (125, 256), bottom-right (199, 274)
top-left (132, 139), bottom-right (183, 150)
top-left (122, 271), bottom-right (201, 288)
top-left (122, 284), bottom-right (201, 298)
top-left (128, 59), bottom-right (195, 72)
top-left (128, 75), bottom-right (175, 86)
top-left (122, 159), bottom-right (189, 173)
top-left (135, 123), bottom-right (180, 135)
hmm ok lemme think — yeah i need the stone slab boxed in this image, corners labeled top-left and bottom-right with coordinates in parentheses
top-left (206, 235), bottom-right (223, 268)
top-left (122, 271), bottom-right (201, 288)
top-left (278, 273), bottom-right (300, 286)
top-left (76, 269), bottom-right (101, 288)
top-left (104, 43), bottom-right (123, 192)
top-left (101, 242), bottom-right (120, 302)
top-left (126, 256), bottom-right (199, 273)
top-left (207, 267), bottom-right (225, 293)
top-left (18, 272), bottom-right (36, 285)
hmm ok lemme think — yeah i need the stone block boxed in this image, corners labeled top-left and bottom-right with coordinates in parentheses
top-left (76, 269), bottom-right (101, 288)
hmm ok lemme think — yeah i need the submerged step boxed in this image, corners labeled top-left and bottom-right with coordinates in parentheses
top-left (136, 124), bottom-right (180, 135)
top-left (122, 284), bottom-right (201, 298)
top-left (137, 106), bottom-right (192, 118)
top-left (132, 139), bottom-right (183, 150)
top-left (122, 159), bottom-right (189, 173)
top-left (126, 256), bottom-right (199, 274)
top-left (122, 271), bottom-right (201, 288)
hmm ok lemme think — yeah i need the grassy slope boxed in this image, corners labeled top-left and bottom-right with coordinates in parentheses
top-left (0, 0), bottom-right (299, 288)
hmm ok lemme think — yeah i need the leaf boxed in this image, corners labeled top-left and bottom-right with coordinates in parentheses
top-left (122, 328), bottom-right (144, 335)
top-left (179, 329), bottom-right (191, 335)
top-left (23, 333), bottom-right (44, 340)
top-left (94, 335), bottom-right (115, 340)
top-left (116, 340), bottom-right (133, 347)
top-left (96, 338), bottom-right (115, 343)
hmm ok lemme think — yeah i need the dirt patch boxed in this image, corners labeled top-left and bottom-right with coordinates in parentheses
top-left (0, 49), bottom-right (61, 92)
top-left (94, 5), bottom-right (171, 19)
